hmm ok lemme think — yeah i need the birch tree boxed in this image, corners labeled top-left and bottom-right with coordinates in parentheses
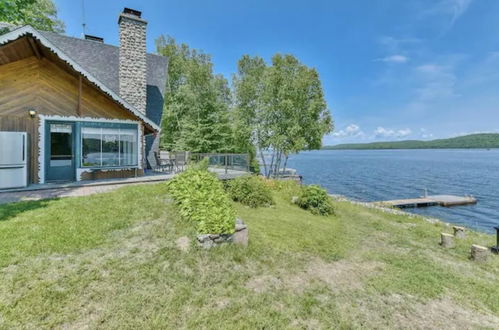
top-left (233, 54), bottom-right (333, 176)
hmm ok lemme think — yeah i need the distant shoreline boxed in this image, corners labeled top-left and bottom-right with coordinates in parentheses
top-left (323, 133), bottom-right (499, 150)
top-left (321, 147), bottom-right (499, 151)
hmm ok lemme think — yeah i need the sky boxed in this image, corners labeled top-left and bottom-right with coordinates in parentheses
top-left (54, 0), bottom-right (499, 145)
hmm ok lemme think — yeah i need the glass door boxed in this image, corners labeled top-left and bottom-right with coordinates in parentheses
top-left (46, 122), bottom-right (75, 182)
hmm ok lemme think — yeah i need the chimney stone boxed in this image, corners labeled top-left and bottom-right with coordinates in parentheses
top-left (118, 8), bottom-right (147, 114)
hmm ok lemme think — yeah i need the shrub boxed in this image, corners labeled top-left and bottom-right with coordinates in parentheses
top-left (167, 168), bottom-right (236, 234)
top-left (297, 185), bottom-right (335, 216)
top-left (226, 175), bottom-right (274, 208)
top-left (190, 157), bottom-right (209, 171)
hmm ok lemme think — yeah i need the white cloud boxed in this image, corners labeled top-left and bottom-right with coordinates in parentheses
top-left (422, 0), bottom-right (473, 31)
top-left (332, 124), bottom-right (364, 138)
top-left (414, 63), bottom-right (458, 101)
top-left (374, 127), bottom-right (412, 139)
top-left (376, 55), bottom-right (409, 63)
top-left (446, 0), bottom-right (473, 25)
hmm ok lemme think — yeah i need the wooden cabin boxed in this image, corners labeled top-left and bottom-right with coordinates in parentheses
top-left (0, 8), bottom-right (167, 185)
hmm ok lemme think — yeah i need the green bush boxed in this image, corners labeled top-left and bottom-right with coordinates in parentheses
top-left (226, 175), bottom-right (274, 208)
top-left (297, 185), bottom-right (335, 216)
top-left (190, 157), bottom-right (209, 171)
top-left (167, 168), bottom-right (236, 234)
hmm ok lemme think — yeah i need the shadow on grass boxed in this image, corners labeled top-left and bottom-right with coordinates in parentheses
top-left (0, 199), bottom-right (56, 222)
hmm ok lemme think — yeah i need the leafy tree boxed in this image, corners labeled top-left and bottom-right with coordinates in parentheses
top-left (156, 35), bottom-right (233, 153)
top-left (233, 54), bottom-right (333, 177)
top-left (232, 55), bottom-right (267, 171)
top-left (0, 0), bottom-right (65, 33)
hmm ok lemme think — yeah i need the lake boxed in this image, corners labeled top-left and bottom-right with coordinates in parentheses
top-left (286, 149), bottom-right (499, 233)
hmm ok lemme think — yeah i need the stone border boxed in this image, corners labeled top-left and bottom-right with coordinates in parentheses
top-left (197, 218), bottom-right (248, 249)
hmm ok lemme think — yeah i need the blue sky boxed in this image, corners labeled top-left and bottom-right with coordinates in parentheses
top-left (54, 0), bottom-right (499, 144)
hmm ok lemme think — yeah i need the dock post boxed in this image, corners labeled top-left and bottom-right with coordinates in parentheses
top-left (440, 233), bottom-right (454, 248)
top-left (492, 226), bottom-right (499, 255)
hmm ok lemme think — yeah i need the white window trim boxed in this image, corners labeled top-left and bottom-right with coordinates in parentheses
top-left (38, 115), bottom-right (143, 183)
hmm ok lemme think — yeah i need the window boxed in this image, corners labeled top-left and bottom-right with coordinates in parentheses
top-left (81, 126), bottom-right (138, 167)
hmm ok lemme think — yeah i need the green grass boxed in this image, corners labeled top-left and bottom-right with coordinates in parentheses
top-left (0, 183), bottom-right (498, 329)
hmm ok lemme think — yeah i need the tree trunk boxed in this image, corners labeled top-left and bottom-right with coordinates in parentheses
top-left (259, 149), bottom-right (267, 177)
top-left (276, 151), bottom-right (282, 178)
top-left (267, 151), bottom-right (275, 178)
top-left (283, 154), bottom-right (289, 173)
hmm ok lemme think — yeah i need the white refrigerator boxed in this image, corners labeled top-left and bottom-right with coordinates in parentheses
top-left (0, 132), bottom-right (29, 189)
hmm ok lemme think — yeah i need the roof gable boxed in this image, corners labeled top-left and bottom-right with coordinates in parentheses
top-left (0, 25), bottom-right (166, 132)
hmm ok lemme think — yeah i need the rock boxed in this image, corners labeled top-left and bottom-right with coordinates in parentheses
top-left (291, 196), bottom-right (299, 204)
top-left (440, 233), bottom-right (454, 248)
top-left (453, 226), bottom-right (466, 238)
top-left (470, 244), bottom-right (488, 262)
top-left (175, 236), bottom-right (190, 252)
top-left (197, 234), bottom-right (210, 243)
top-left (235, 223), bottom-right (247, 231)
top-left (233, 227), bottom-right (249, 246)
top-left (199, 239), bottom-right (214, 249)
top-left (213, 236), bottom-right (225, 243)
top-left (196, 219), bottom-right (249, 249)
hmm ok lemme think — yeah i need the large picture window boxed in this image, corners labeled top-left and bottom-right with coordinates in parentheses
top-left (81, 126), bottom-right (138, 167)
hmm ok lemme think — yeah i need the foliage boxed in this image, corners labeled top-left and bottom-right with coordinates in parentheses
top-left (0, 0), bottom-right (64, 33)
top-left (189, 157), bottom-right (209, 171)
top-left (297, 184), bottom-right (335, 216)
top-left (156, 36), bottom-right (233, 153)
top-left (167, 167), bottom-right (235, 234)
top-left (226, 175), bottom-right (274, 208)
top-left (233, 54), bottom-right (333, 177)
top-left (325, 133), bottom-right (499, 150)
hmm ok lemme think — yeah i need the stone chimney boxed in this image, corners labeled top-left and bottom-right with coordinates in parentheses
top-left (118, 8), bottom-right (147, 114)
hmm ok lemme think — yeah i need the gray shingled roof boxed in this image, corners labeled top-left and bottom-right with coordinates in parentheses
top-left (39, 31), bottom-right (167, 126)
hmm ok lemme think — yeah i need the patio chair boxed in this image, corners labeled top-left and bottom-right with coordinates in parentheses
top-left (174, 151), bottom-right (189, 172)
top-left (157, 151), bottom-right (174, 173)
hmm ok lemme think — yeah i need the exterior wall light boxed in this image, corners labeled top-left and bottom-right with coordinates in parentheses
top-left (28, 109), bottom-right (37, 118)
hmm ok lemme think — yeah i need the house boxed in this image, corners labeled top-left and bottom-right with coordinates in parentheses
top-left (0, 8), bottom-right (167, 184)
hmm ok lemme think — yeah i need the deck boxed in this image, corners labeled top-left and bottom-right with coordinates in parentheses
top-left (375, 195), bottom-right (477, 208)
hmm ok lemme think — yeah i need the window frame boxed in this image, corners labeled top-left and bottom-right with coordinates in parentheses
top-left (80, 122), bottom-right (139, 169)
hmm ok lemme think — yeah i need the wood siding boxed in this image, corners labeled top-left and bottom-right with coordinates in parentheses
top-left (0, 56), bottom-right (141, 183)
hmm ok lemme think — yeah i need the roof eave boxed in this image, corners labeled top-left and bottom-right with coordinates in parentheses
top-left (0, 25), bottom-right (161, 133)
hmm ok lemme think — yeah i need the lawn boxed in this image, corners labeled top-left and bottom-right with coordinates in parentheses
top-left (0, 183), bottom-right (498, 328)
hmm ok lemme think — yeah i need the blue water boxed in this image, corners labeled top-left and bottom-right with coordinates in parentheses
top-left (286, 149), bottom-right (499, 233)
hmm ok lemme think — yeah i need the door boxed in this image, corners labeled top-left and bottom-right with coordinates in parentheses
top-left (46, 122), bottom-right (75, 182)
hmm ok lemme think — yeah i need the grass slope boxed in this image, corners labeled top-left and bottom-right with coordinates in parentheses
top-left (0, 183), bottom-right (498, 328)
top-left (325, 133), bottom-right (499, 150)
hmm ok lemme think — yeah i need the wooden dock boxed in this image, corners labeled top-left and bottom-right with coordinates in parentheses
top-left (375, 195), bottom-right (477, 208)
